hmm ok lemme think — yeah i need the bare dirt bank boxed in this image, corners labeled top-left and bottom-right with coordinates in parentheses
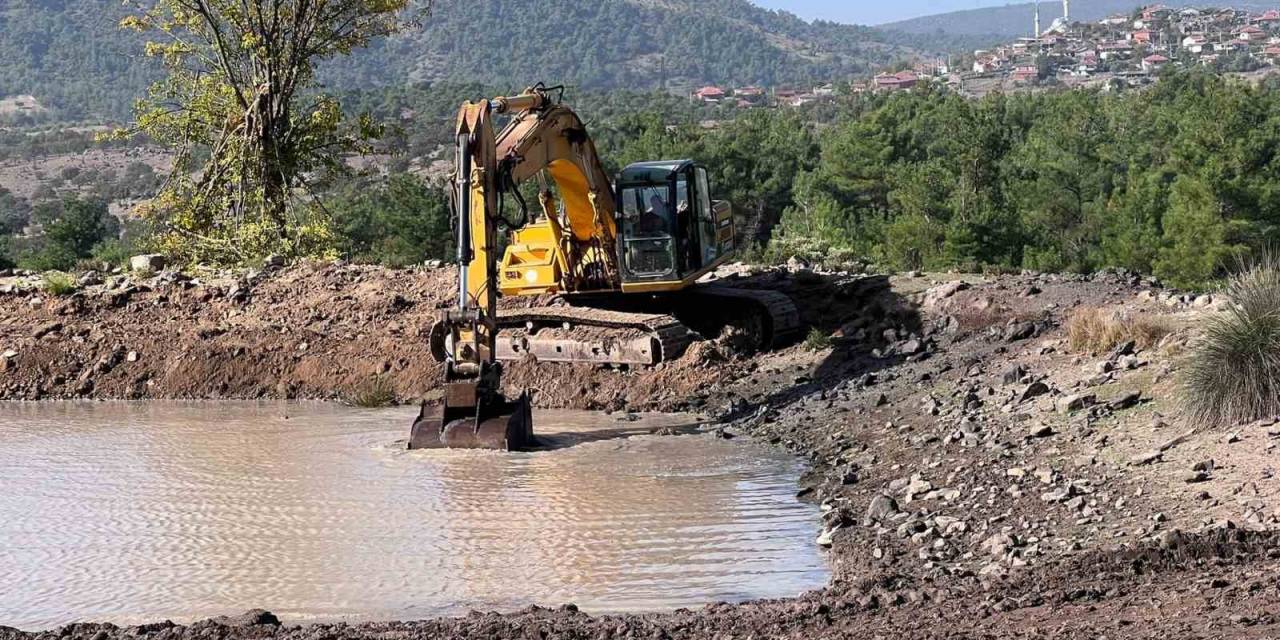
top-left (3, 263), bottom-right (1279, 638)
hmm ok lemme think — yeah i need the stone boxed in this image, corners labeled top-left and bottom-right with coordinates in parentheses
top-left (864, 494), bottom-right (900, 525)
top-left (899, 339), bottom-right (924, 356)
top-left (1057, 393), bottom-right (1096, 413)
top-left (1108, 391), bottom-right (1142, 411)
top-left (904, 478), bottom-right (933, 501)
top-left (129, 254), bottom-right (167, 273)
top-left (1130, 450), bottom-right (1163, 466)
top-left (1001, 365), bottom-right (1027, 386)
top-left (1107, 339), bottom-right (1136, 361)
top-left (1019, 381), bottom-right (1050, 402)
top-left (1041, 486), bottom-right (1073, 502)
top-left (1117, 354), bottom-right (1142, 370)
top-left (32, 322), bottom-right (63, 339)
top-left (1157, 529), bottom-right (1184, 550)
top-left (816, 527), bottom-right (838, 547)
top-left (212, 610), bottom-right (280, 627)
top-left (1027, 424), bottom-right (1055, 438)
top-left (982, 533), bottom-right (1016, 556)
top-left (924, 281), bottom-right (970, 307)
top-left (1005, 322), bottom-right (1038, 342)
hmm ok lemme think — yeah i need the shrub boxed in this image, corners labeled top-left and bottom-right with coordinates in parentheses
top-left (1182, 259), bottom-right (1280, 427)
top-left (40, 271), bottom-right (77, 296)
top-left (1066, 307), bottom-right (1174, 354)
top-left (345, 376), bottom-right (398, 408)
top-left (802, 327), bottom-right (834, 351)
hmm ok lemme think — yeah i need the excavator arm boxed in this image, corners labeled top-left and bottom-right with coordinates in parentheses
top-left (406, 90), bottom-right (559, 451)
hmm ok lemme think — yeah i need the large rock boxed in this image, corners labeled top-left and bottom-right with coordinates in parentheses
top-left (129, 254), bottom-right (167, 273)
top-left (863, 494), bottom-right (900, 526)
top-left (923, 281), bottom-right (971, 308)
top-left (1056, 393), bottom-right (1096, 413)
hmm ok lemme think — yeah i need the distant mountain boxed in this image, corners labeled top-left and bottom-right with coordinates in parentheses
top-left (881, 0), bottom-right (1280, 41)
top-left (0, 0), bottom-right (959, 124)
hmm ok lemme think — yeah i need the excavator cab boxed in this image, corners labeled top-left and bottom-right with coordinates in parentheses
top-left (616, 160), bottom-right (734, 288)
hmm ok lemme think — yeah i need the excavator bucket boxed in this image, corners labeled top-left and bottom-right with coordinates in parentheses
top-left (408, 381), bottom-right (535, 451)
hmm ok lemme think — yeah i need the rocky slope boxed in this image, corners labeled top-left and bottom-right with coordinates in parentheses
top-left (3, 262), bottom-right (1279, 638)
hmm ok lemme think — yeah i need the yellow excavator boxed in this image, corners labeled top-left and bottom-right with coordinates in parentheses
top-left (408, 84), bottom-right (800, 451)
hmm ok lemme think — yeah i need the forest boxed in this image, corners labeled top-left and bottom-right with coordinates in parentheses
top-left (5, 64), bottom-right (1279, 289)
top-left (255, 69), bottom-right (1280, 288)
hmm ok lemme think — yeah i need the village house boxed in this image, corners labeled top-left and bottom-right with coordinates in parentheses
top-left (1130, 28), bottom-right (1156, 44)
top-left (874, 71), bottom-right (919, 91)
top-left (1012, 65), bottom-right (1039, 83)
top-left (693, 86), bottom-right (725, 103)
top-left (734, 86), bottom-right (765, 105)
top-left (1099, 41), bottom-right (1135, 60)
top-left (1255, 10), bottom-right (1280, 28)
top-left (1237, 25), bottom-right (1266, 41)
top-left (1142, 53), bottom-right (1170, 72)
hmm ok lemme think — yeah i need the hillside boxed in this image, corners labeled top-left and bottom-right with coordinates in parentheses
top-left (0, 0), bottom-right (939, 124)
top-left (882, 0), bottom-right (1280, 40)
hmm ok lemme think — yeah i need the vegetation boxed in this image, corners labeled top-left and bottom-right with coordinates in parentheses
top-left (327, 173), bottom-right (453, 268)
top-left (0, 0), bottom-right (942, 124)
top-left (39, 271), bottom-right (77, 296)
top-left (13, 198), bottom-right (121, 272)
top-left (1066, 307), bottom-right (1174, 355)
top-left (1183, 257), bottom-right (1280, 427)
top-left (346, 376), bottom-right (398, 408)
top-left (803, 328), bottom-right (835, 351)
top-left (116, 0), bottom-right (424, 265)
top-left (760, 73), bottom-right (1280, 288)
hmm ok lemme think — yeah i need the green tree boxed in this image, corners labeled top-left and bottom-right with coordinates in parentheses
top-left (21, 198), bottom-right (118, 271)
top-left (119, 0), bottom-right (422, 264)
top-left (329, 173), bottom-right (453, 267)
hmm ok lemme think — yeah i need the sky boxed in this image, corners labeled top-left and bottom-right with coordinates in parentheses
top-left (751, 1), bottom-right (1020, 25)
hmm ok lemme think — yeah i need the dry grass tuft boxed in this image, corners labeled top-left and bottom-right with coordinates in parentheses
top-left (1067, 307), bottom-right (1174, 355)
top-left (345, 376), bottom-right (398, 408)
top-left (1183, 258), bottom-right (1280, 427)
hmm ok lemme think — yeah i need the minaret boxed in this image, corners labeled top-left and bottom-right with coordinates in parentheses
top-left (1034, 1), bottom-right (1041, 36)
top-left (1063, 0), bottom-right (1070, 21)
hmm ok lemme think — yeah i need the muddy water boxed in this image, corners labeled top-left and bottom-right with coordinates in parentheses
top-left (0, 402), bottom-right (827, 630)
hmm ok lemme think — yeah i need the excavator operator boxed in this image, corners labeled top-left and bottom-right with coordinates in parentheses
top-left (639, 194), bottom-right (671, 235)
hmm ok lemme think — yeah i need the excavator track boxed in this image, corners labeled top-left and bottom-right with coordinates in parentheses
top-left (496, 307), bottom-right (693, 366)
top-left (493, 285), bottom-right (803, 367)
top-left (691, 286), bottom-right (803, 349)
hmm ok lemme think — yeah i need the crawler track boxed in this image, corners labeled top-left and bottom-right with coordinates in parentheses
top-left (494, 285), bottom-right (804, 366)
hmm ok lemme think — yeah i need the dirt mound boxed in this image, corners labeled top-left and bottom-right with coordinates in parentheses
top-left (0, 262), bottom-right (888, 411)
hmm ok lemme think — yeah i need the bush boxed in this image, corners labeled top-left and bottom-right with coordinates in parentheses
top-left (802, 327), bottom-right (834, 351)
top-left (1066, 307), bottom-right (1174, 355)
top-left (1183, 259), bottom-right (1280, 427)
top-left (345, 376), bottom-right (398, 408)
top-left (40, 271), bottom-right (77, 296)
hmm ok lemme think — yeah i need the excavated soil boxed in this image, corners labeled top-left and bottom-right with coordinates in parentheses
top-left (4, 263), bottom-right (1280, 638)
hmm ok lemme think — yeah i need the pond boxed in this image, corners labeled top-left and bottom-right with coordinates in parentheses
top-left (0, 402), bottom-right (828, 630)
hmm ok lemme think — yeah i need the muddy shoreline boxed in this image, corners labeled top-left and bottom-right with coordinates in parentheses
top-left (4, 264), bottom-right (1280, 638)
